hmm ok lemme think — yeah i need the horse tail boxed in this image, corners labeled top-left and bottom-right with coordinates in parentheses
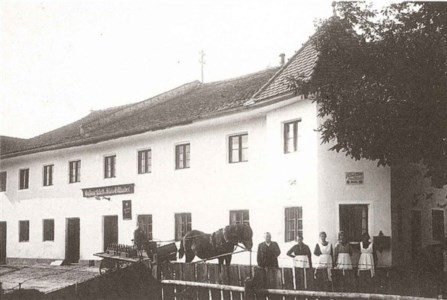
top-left (178, 238), bottom-right (185, 259)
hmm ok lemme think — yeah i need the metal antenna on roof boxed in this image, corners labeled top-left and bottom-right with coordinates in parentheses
top-left (199, 50), bottom-right (206, 83)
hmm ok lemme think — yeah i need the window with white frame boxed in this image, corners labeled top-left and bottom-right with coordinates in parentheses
top-left (229, 134), bottom-right (248, 163)
top-left (175, 213), bottom-right (192, 241)
top-left (69, 160), bottom-right (81, 183)
top-left (284, 120), bottom-right (300, 153)
top-left (175, 144), bottom-right (190, 169)
top-left (138, 149), bottom-right (152, 174)
top-left (104, 155), bottom-right (116, 178)
top-left (285, 207), bottom-right (303, 242)
top-left (19, 169), bottom-right (29, 190)
top-left (43, 164), bottom-right (54, 186)
top-left (229, 210), bottom-right (249, 225)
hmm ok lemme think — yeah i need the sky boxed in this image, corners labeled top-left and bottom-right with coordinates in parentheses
top-left (0, 0), bottom-right (393, 139)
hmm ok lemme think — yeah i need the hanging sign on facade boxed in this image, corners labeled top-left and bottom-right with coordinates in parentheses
top-left (345, 172), bottom-right (364, 185)
top-left (122, 200), bottom-right (132, 220)
top-left (82, 183), bottom-right (135, 198)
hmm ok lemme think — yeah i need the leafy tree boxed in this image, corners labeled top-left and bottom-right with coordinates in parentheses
top-left (288, 2), bottom-right (447, 187)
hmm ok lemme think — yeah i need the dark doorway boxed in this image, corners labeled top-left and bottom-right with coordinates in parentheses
top-left (339, 204), bottom-right (368, 242)
top-left (0, 222), bottom-right (6, 264)
top-left (137, 215), bottom-right (152, 240)
top-left (104, 215), bottom-right (118, 251)
top-left (65, 218), bottom-right (80, 263)
top-left (411, 210), bottom-right (422, 261)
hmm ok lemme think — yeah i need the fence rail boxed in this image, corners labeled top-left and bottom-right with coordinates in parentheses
top-left (159, 262), bottom-right (444, 300)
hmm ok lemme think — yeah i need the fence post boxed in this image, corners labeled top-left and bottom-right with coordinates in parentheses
top-left (244, 277), bottom-right (255, 300)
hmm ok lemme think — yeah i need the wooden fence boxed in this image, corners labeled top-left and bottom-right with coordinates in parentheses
top-left (159, 262), bottom-right (444, 300)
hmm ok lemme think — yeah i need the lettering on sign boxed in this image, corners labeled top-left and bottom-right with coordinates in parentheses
top-left (123, 200), bottom-right (132, 220)
top-left (346, 172), bottom-right (364, 185)
top-left (82, 184), bottom-right (135, 198)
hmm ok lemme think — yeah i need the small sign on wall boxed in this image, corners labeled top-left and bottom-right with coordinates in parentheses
top-left (123, 200), bottom-right (132, 220)
top-left (346, 172), bottom-right (364, 185)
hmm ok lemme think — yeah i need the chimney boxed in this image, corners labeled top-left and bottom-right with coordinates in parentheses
top-left (279, 53), bottom-right (285, 66)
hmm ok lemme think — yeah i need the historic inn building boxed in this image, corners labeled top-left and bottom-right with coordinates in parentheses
top-left (0, 40), bottom-right (397, 268)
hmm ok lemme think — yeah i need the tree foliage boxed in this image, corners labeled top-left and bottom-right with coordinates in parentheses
top-left (289, 2), bottom-right (447, 187)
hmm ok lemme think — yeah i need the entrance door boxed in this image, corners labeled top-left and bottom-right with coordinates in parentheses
top-left (411, 210), bottom-right (422, 261)
top-left (65, 218), bottom-right (80, 263)
top-left (0, 222), bottom-right (6, 265)
top-left (104, 216), bottom-right (118, 251)
top-left (339, 204), bottom-right (368, 242)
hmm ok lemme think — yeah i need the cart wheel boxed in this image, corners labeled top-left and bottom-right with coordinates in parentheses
top-left (99, 259), bottom-right (115, 275)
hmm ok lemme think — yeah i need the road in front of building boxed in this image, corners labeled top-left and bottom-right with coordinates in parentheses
top-left (0, 264), bottom-right (99, 294)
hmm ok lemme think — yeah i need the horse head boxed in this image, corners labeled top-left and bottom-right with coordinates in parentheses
top-left (224, 224), bottom-right (253, 250)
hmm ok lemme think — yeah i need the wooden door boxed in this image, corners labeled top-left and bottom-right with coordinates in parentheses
top-left (0, 222), bottom-right (6, 264)
top-left (65, 218), bottom-right (80, 263)
top-left (104, 215), bottom-right (118, 251)
top-left (137, 215), bottom-right (152, 240)
top-left (411, 210), bottom-right (422, 261)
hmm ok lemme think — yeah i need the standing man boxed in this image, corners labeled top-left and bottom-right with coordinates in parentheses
top-left (257, 232), bottom-right (281, 267)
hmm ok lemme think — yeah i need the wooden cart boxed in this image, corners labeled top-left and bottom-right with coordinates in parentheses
top-left (94, 246), bottom-right (151, 274)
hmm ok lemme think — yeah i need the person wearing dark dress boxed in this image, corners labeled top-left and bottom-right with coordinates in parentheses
top-left (257, 232), bottom-right (281, 268)
top-left (287, 234), bottom-right (312, 268)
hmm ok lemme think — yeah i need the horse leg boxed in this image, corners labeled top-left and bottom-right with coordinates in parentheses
top-left (185, 251), bottom-right (195, 263)
top-left (225, 255), bottom-right (232, 266)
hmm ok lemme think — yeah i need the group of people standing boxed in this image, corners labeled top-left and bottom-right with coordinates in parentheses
top-left (257, 231), bottom-right (377, 279)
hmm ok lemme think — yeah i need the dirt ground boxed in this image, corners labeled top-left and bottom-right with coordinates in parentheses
top-left (0, 264), bottom-right (99, 294)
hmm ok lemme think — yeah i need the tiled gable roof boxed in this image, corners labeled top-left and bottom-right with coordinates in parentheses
top-left (0, 67), bottom-right (279, 158)
top-left (252, 38), bottom-right (318, 101)
top-left (0, 136), bottom-right (28, 156)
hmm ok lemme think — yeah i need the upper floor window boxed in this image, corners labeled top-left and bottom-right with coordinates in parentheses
top-left (43, 219), bottom-right (54, 241)
top-left (175, 213), bottom-right (192, 241)
top-left (19, 220), bottom-right (29, 242)
top-left (175, 144), bottom-right (190, 169)
top-left (43, 164), bottom-right (54, 186)
top-left (138, 149), bottom-right (152, 174)
top-left (0, 171), bottom-right (6, 192)
top-left (69, 160), bottom-right (81, 183)
top-left (229, 134), bottom-right (248, 163)
top-left (284, 120), bottom-right (300, 153)
top-left (229, 210), bottom-right (249, 226)
top-left (19, 168), bottom-right (29, 190)
top-left (104, 155), bottom-right (116, 178)
top-left (285, 207), bottom-right (303, 242)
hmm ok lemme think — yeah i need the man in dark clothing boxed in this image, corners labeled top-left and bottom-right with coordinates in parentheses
top-left (257, 232), bottom-right (281, 267)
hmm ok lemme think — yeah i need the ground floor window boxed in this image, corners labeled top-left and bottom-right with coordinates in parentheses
top-left (19, 220), bottom-right (29, 242)
top-left (285, 207), bottom-right (303, 242)
top-left (339, 204), bottom-right (368, 242)
top-left (43, 219), bottom-right (54, 241)
top-left (175, 213), bottom-right (191, 241)
top-left (137, 214), bottom-right (153, 241)
top-left (229, 210), bottom-right (249, 226)
top-left (432, 210), bottom-right (445, 241)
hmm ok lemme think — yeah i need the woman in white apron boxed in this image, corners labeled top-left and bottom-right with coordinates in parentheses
top-left (313, 232), bottom-right (333, 291)
top-left (358, 232), bottom-right (376, 277)
top-left (334, 231), bottom-right (353, 272)
top-left (287, 234), bottom-right (312, 289)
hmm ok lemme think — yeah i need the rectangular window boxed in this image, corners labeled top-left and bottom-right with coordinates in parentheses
top-left (229, 210), bottom-right (250, 226)
top-left (175, 213), bottom-right (192, 241)
top-left (137, 215), bottom-right (153, 240)
top-left (284, 120), bottom-right (300, 153)
top-left (104, 155), bottom-right (116, 178)
top-left (43, 165), bottom-right (54, 186)
top-left (285, 207), bottom-right (303, 242)
top-left (19, 169), bottom-right (29, 190)
top-left (19, 220), bottom-right (29, 242)
top-left (43, 219), bottom-right (54, 241)
top-left (229, 134), bottom-right (248, 163)
top-left (339, 204), bottom-right (368, 242)
top-left (138, 149), bottom-right (152, 174)
top-left (0, 171), bottom-right (6, 192)
top-left (432, 210), bottom-right (445, 241)
top-left (69, 160), bottom-right (81, 183)
top-left (175, 144), bottom-right (190, 170)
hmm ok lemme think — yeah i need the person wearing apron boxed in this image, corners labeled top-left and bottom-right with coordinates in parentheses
top-left (313, 232), bottom-right (333, 291)
top-left (334, 231), bottom-right (353, 271)
top-left (333, 231), bottom-right (353, 291)
top-left (358, 232), bottom-right (377, 293)
top-left (287, 234), bottom-right (312, 289)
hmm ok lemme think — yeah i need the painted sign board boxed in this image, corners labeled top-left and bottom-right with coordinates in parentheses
top-left (346, 172), bottom-right (364, 185)
top-left (122, 200), bottom-right (132, 220)
top-left (82, 183), bottom-right (135, 198)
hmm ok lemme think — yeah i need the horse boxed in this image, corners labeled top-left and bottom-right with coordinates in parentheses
top-left (178, 224), bottom-right (253, 266)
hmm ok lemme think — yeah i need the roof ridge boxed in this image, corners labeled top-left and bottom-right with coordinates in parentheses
top-left (203, 67), bottom-right (279, 86)
top-left (249, 33), bottom-right (317, 102)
